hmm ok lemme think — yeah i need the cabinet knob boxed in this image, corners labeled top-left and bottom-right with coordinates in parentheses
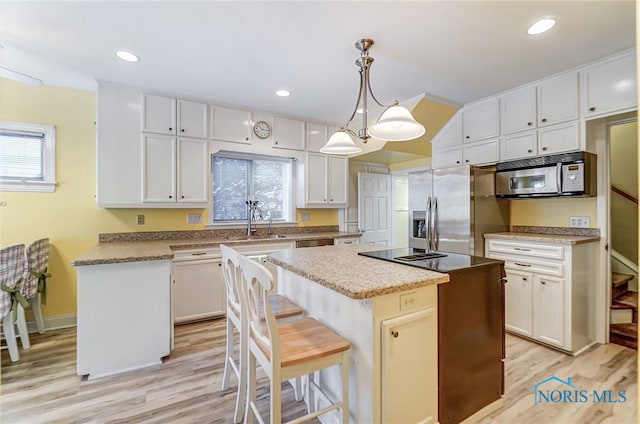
top-left (541, 280), bottom-right (546, 285)
top-left (456, 160), bottom-right (460, 164)
top-left (589, 106), bottom-right (596, 112)
top-left (323, 198), bottom-right (327, 202)
top-left (465, 135), bottom-right (470, 139)
top-left (245, 137), bottom-right (249, 141)
top-left (542, 146), bottom-right (548, 151)
top-left (527, 122), bottom-right (532, 126)
top-left (465, 159), bottom-right (470, 163)
top-left (527, 149), bottom-right (533, 153)
top-left (181, 128), bottom-right (185, 132)
top-left (330, 198), bottom-right (334, 202)
top-left (218, 263), bottom-right (222, 267)
top-left (169, 127), bottom-right (173, 131)
top-left (275, 141), bottom-right (279, 145)
top-left (181, 195), bottom-right (185, 199)
top-left (391, 330), bottom-right (399, 338)
top-left (541, 118), bottom-right (547, 123)
top-left (523, 277), bottom-right (528, 281)
top-left (169, 195), bottom-right (173, 199)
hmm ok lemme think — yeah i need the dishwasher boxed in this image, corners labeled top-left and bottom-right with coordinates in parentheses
top-left (295, 238), bottom-right (334, 248)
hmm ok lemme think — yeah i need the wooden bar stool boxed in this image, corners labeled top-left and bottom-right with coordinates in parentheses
top-left (0, 244), bottom-right (31, 362)
top-left (220, 244), bottom-right (304, 423)
top-left (22, 238), bottom-right (50, 334)
top-left (238, 254), bottom-right (350, 424)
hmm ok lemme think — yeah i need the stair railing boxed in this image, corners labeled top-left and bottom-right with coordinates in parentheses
top-left (611, 249), bottom-right (638, 275)
top-left (611, 185), bottom-right (638, 205)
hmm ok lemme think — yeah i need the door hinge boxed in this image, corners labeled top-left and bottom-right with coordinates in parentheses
top-left (605, 243), bottom-right (609, 251)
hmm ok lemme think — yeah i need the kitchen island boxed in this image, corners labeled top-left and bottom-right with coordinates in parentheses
top-left (269, 244), bottom-right (450, 424)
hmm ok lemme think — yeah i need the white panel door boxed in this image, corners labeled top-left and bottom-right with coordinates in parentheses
top-left (535, 275), bottom-right (565, 348)
top-left (306, 153), bottom-right (328, 204)
top-left (501, 85), bottom-right (536, 135)
top-left (537, 121), bottom-right (580, 155)
top-left (358, 173), bottom-right (392, 246)
top-left (172, 258), bottom-right (225, 324)
top-left (143, 135), bottom-right (176, 202)
top-left (272, 117), bottom-right (305, 150)
top-left (177, 99), bottom-right (208, 138)
top-left (504, 268), bottom-right (533, 337)
top-left (143, 94), bottom-right (176, 135)
top-left (537, 73), bottom-right (579, 126)
top-left (306, 122), bottom-right (328, 152)
top-left (210, 106), bottom-right (252, 144)
top-left (177, 138), bottom-right (208, 203)
top-left (327, 156), bottom-right (348, 204)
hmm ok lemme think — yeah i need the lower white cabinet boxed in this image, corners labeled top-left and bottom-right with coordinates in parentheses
top-left (485, 237), bottom-right (597, 353)
top-left (335, 237), bottom-right (359, 245)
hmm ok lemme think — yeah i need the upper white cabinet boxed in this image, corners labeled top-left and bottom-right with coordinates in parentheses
top-left (307, 122), bottom-right (329, 152)
top-left (272, 116), bottom-right (306, 150)
top-left (501, 86), bottom-right (536, 135)
top-left (581, 51), bottom-right (637, 118)
top-left (462, 97), bottom-right (500, 143)
top-left (210, 105), bottom-right (251, 144)
top-left (537, 73), bottom-right (579, 127)
top-left (501, 121), bottom-right (580, 161)
top-left (298, 153), bottom-right (347, 208)
top-left (142, 135), bottom-right (208, 204)
top-left (143, 94), bottom-right (208, 138)
top-left (463, 138), bottom-right (499, 166)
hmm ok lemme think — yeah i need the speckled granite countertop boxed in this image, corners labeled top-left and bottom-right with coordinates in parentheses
top-left (268, 245), bottom-right (449, 300)
top-left (484, 232), bottom-right (600, 245)
top-left (71, 231), bottom-right (360, 266)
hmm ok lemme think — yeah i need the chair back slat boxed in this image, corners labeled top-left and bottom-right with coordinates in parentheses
top-left (23, 238), bottom-right (49, 299)
top-left (237, 254), bottom-right (278, 362)
top-left (0, 244), bottom-right (25, 319)
top-left (220, 244), bottom-right (242, 315)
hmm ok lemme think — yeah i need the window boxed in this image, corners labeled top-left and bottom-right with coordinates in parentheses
top-left (211, 152), bottom-right (294, 223)
top-left (0, 120), bottom-right (56, 192)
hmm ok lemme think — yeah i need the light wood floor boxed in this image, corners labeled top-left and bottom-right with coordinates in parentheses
top-left (1, 319), bottom-right (637, 423)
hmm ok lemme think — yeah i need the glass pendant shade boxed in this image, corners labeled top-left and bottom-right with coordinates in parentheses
top-left (368, 105), bottom-right (426, 141)
top-left (319, 131), bottom-right (362, 154)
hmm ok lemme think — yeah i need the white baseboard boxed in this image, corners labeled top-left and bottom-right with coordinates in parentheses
top-left (1, 314), bottom-right (76, 338)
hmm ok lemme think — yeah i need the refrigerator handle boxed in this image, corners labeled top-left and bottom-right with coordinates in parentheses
top-left (433, 197), bottom-right (439, 250)
top-left (426, 196), bottom-right (432, 249)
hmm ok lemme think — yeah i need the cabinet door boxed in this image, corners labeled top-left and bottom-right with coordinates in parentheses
top-left (535, 275), bottom-right (565, 348)
top-left (463, 138), bottom-right (499, 165)
top-left (172, 258), bottom-right (225, 324)
top-left (537, 73), bottom-right (579, 126)
top-left (431, 110), bottom-right (462, 150)
top-left (381, 308), bottom-right (437, 424)
top-left (504, 268), bottom-right (533, 337)
top-left (501, 131), bottom-right (537, 161)
top-left (143, 94), bottom-right (176, 135)
top-left (327, 156), bottom-right (348, 205)
top-left (334, 237), bottom-right (359, 245)
top-left (537, 121), bottom-right (579, 155)
top-left (306, 153), bottom-right (328, 204)
top-left (177, 138), bottom-right (208, 203)
top-left (463, 97), bottom-right (500, 143)
top-left (210, 106), bottom-right (251, 144)
top-left (272, 117), bottom-right (305, 150)
top-left (306, 122), bottom-right (328, 152)
top-left (143, 135), bottom-right (176, 202)
top-left (583, 52), bottom-right (637, 117)
top-left (177, 100), bottom-right (208, 138)
top-left (432, 146), bottom-right (462, 169)
top-left (501, 86), bottom-right (536, 135)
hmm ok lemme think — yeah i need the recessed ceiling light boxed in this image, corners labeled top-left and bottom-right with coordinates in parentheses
top-left (276, 89), bottom-right (290, 97)
top-left (527, 18), bottom-right (556, 35)
top-left (116, 50), bottom-right (140, 62)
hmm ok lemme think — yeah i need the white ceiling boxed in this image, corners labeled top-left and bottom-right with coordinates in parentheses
top-left (0, 1), bottom-right (635, 127)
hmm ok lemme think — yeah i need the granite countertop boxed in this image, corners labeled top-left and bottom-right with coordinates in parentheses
top-left (269, 244), bottom-right (450, 300)
top-left (71, 231), bottom-right (360, 266)
top-left (484, 232), bottom-right (600, 245)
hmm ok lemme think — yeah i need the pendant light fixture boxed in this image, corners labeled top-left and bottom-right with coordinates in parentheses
top-left (320, 38), bottom-right (426, 155)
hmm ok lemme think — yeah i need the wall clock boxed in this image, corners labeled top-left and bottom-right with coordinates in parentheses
top-left (253, 120), bottom-right (271, 139)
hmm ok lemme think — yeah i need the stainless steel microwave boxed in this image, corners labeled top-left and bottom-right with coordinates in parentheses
top-left (495, 151), bottom-right (596, 198)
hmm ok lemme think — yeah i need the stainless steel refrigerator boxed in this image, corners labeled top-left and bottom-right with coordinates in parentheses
top-left (408, 165), bottom-right (510, 256)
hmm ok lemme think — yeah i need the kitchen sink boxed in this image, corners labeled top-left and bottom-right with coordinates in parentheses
top-left (222, 234), bottom-right (288, 241)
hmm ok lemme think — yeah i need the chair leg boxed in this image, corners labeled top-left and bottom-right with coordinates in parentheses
top-left (31, 294), bottom-right (46, 334)
top-left (293, 376), bottom-right (303, 401)
top-left (305, 372), bottom-right (316, 414)
top-left (221, 316), bottom-right (234, 391)
top-left (341, 351), bottom-right (350, 424)
top-left (16, 304), bottom-right (31, 350)
top-left (245, 352), bottom-right (257, 424)
top-left (233, 318), bottom-right (247, 424)
top-left (2, 317), bottom-right (19, 362)
top-left (270, 370), bottom-right (282, 424)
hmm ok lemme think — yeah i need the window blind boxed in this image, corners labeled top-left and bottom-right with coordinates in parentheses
top-left (0, 130), bottom-right (45, 179)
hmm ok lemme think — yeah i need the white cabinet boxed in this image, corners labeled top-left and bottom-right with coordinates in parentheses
top-left (272, 116), bottom-right (305, 150)
top-left (463, 97), bottom-right (500, 143)
top-left (381, 308), bottom-right (437, 424)
top-left (582, 51), bottom-right (637, 118)
top-left (537, 73), bottom-right (579, 127)
top-left (501, 86), bottom-right (536, 135)
top-left (432, 146), bottom-right (462, 169)
top-left (306, 122), bottom-right (328, 152)
top-left (210, 105), bottom-right (251, 144)
top-left (485, 237), bottom-right (597, 353)
top-left (501, 131), bottom-right (537, 160)
top-left (463, 138), bottom-right (499, 165)
top-left (334, 237), bottom-right (359, 245)
top-left (501, 121), bottom-right (579, 161)
top-left (142, 135), bottom-right (208, 204)
top-left (299, 153), bottom-right (348, 208)
top-left (143, 94), bottom-right (208, 138)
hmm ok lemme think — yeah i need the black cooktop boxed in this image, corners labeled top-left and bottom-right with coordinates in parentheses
top-left (358, 247), bottom-right (500, 273)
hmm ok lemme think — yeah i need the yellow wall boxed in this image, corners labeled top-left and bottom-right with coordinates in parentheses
top-left (510, 198), bottom-right (597, 228)
top-left (388, 157), bottom-right (430, 172)
top-left (0, 78), bottom-right (336, 318)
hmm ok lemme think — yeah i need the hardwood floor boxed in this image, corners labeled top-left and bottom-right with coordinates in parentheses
top-left (1, 319), bottom-right (637, 423)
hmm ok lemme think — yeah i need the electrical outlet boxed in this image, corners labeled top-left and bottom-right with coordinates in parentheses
top-left (186, 213), bottom-right (201, 224)
top-left (136, 214), bottom-right (144, 225)
top-left (569, 216), bottom-right (590, 228)
top-left (300, 213), bottom-right (310, 221)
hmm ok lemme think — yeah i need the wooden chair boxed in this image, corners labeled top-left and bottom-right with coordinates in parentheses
top-left (0, 244), bottom-right (31, 362)
top-left (220, 244), bottom-right (304, 423)
top-left (21, 238), bottom-right (50, 334)
top-left (238, 254), bottom-right (351, 424)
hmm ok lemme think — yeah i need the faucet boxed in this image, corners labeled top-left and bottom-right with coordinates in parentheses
top-left (246, 200), bottom-right (260, 236)
top-left (267, 216), bottom-right (273, 235)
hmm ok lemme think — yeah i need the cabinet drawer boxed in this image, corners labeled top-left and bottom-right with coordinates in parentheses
top-left (504, 260), bottom-right (564, 278)
top-left (487, 240), bottom-right (564, 260)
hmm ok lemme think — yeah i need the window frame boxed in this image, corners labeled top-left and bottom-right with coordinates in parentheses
top-left (0, 120), bottom-right (56, 192)
top-left (209, 150), bottom-right (296, 226)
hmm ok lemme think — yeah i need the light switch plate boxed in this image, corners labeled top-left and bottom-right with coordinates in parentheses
top-left (186, 213), bottom-right (201, 224)
top-left (569, 216), bottom-right (590, 228)
top-left (136, 214), bottom-right (144, 225)
top-left (300, 213), bottom-right (310, 221)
